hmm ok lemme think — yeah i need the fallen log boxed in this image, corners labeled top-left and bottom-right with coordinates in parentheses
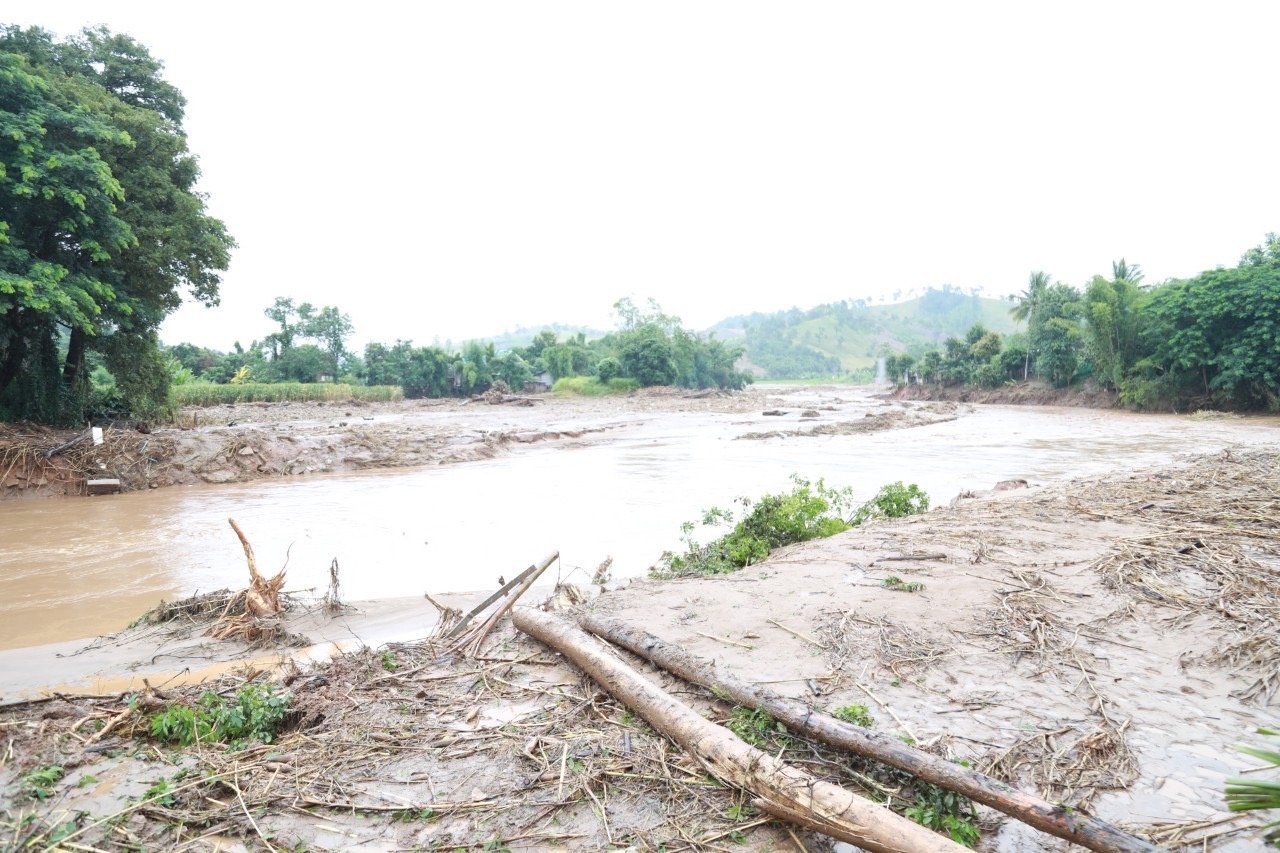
top-left (513, 608), bottom-right (963, 853)
top-left (579, 612), bottom-right (1156, 853)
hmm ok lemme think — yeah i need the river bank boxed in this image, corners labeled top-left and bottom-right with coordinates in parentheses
top-left (2, 448), bottom-right (1277, 850)
top-left (893, 380), bottom-right (1123, 409)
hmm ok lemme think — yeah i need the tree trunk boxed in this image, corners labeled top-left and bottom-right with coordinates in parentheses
top-left (512, 608), bottom-right (964, 853)
top-left (62, 326), bottom-right (87, 395)
top-left (0, 313), bottom-right (28, 399)
top-left (580, 613), bottom-right (1157, 853)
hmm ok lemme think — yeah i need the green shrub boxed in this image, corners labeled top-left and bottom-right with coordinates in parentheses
top-left (173, 383), bottom-right (402, 406)
top-left (151, 682), bottom-right (291, 747)
top-left (850, 481), bottom-right (930, 526)
top-left (596, 356), bottom-right (623, 383)
top-left (654, 476), bottom-right (855, 578)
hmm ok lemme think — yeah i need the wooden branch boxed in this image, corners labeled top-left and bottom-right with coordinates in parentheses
top-left (448, 552), bottom-right (558, 657)
top-left (580, 612), bottom-right (1157, 853)
top-left (228, 517), bottom-right (263, 585)
top-left (513, 608), bottom-right (963, 853)
top-left (444, 563), bottom-right (540, 639)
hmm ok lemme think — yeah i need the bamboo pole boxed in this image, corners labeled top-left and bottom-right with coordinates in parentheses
top-left (580, 612), bottom-right (1157, 853)
top-left (513, 608), bottom-right (964, 853)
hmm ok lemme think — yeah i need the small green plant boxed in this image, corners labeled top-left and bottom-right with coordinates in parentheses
top-left (850, 481), bottom-right (930, 526)
top-left (831, 704), bottom-right (874, 727)
top-left (882, 575), bottom-right (925, 593)
top-left (724, 802), bottom-right (753, 821)
top-left (726, 706), bottom-right (788, 748)
top-left (141, 778), bottom-right (175, 807)
top-left (1225, 727), bottom-right (1280, 843)
top-left (905, 776), bottom-right (979, 847)
top-left (380, 650), bottom-right (398, 672)
top-left (77, 774), bottom-right (99, 788)
top-left (150, 682), bottom-right (291, 747)
top-left (654, 476), bottom-right (856, 578)
top-left (22, 766), bottom-right (64, 800)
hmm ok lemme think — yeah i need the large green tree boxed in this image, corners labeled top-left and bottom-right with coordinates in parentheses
top-left (0, 26), bottom-right (232, 422)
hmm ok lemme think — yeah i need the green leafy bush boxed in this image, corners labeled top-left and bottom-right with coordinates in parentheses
top-left (850, 481), bottom-right (930, 526)
top-left (151, 682), bottom-right (292, 747)
top-left (654, 476), bottom-right (855, 578)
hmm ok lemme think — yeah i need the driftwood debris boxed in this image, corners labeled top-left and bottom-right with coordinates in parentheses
top-left (513, 608), bottom-right (964, 853)
top-left (579, 612), bottom-right (1157, 853)
top-left (444, 552), bottom-right (558, 657)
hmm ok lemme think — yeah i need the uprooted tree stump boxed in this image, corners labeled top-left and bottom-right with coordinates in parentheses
top-left (208, 518), bottom-right (289, 643)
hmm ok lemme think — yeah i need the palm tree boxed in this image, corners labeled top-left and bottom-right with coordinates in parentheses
top-left (1111, 258), bottom-right (1143, 285)
top-left (1009, 271), bottom-right (1051, 380)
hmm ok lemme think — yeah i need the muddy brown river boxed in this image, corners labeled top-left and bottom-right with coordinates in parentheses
top-left (1, 391), bottom-right (1276, 650)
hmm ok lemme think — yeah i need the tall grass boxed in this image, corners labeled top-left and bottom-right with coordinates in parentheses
top-left (552, 377), bottom-right (639, 397)
top-left (173, 383), bottom-right (403, 406)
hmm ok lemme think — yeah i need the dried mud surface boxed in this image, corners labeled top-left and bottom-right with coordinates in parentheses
top-left (3, 448), bottom-right (1278, 850)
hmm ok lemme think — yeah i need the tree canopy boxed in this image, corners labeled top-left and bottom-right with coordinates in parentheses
top-left (0, 26), bottom-right (233, 422)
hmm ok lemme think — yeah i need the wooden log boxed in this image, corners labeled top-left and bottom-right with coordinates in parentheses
top-left (513, 608), bottom-right (963, 853)
top-left (579, 612), bottom-right (1157, 853)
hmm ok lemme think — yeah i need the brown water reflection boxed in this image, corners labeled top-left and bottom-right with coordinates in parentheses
top-left (1, 394), bottom-right (1275, 650)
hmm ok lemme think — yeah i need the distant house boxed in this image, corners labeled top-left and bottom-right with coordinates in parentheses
top-left (524, 372), bottom-right (553, 393)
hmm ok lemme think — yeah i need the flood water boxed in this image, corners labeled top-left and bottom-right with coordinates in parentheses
top-left (1, 391), bottom-right (1276, 650)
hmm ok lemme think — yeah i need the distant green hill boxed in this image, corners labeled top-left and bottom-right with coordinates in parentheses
top-left (712, 286), bottom-right (1021, 377)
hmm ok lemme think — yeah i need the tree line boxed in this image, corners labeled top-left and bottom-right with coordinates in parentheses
top-left (167, 297), bottom-right (751, 400)
top-left (887, 235), bottom-right (1280, 411)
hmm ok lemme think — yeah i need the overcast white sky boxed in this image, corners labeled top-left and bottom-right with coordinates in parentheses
top-left (10, 2), bottom-right (1280, 350)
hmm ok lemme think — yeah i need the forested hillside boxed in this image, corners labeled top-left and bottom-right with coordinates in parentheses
top-left (712, 286), bottom-right (1019, 378)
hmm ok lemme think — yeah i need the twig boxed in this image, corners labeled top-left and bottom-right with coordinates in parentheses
top-left (767, 619), bottom-right (824, 649)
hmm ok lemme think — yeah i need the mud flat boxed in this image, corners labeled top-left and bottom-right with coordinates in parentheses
top-left (0, 386), bottom-right (823, 501)
top-left (3, 447), bottom-right (1277, 850)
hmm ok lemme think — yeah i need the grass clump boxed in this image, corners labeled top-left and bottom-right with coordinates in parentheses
top-left (726, 707), bottom-right (789, 748)
top-left (1225, 727), bottom-right (1280, 844)
top-left (653, 475), bottom-right (855, 578)
top-left (831, 704), bottom-right (874, 727)
top-left (551, 376), bottom-right (639, 397)
top-left (882, 575), bottom-right (925, 593)
top-left (21, 766), bottom-right (64, 801)
top-left (173, 382), bottom-right (403, 406)
top-left (150, 682), bottom-right (291, 748)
